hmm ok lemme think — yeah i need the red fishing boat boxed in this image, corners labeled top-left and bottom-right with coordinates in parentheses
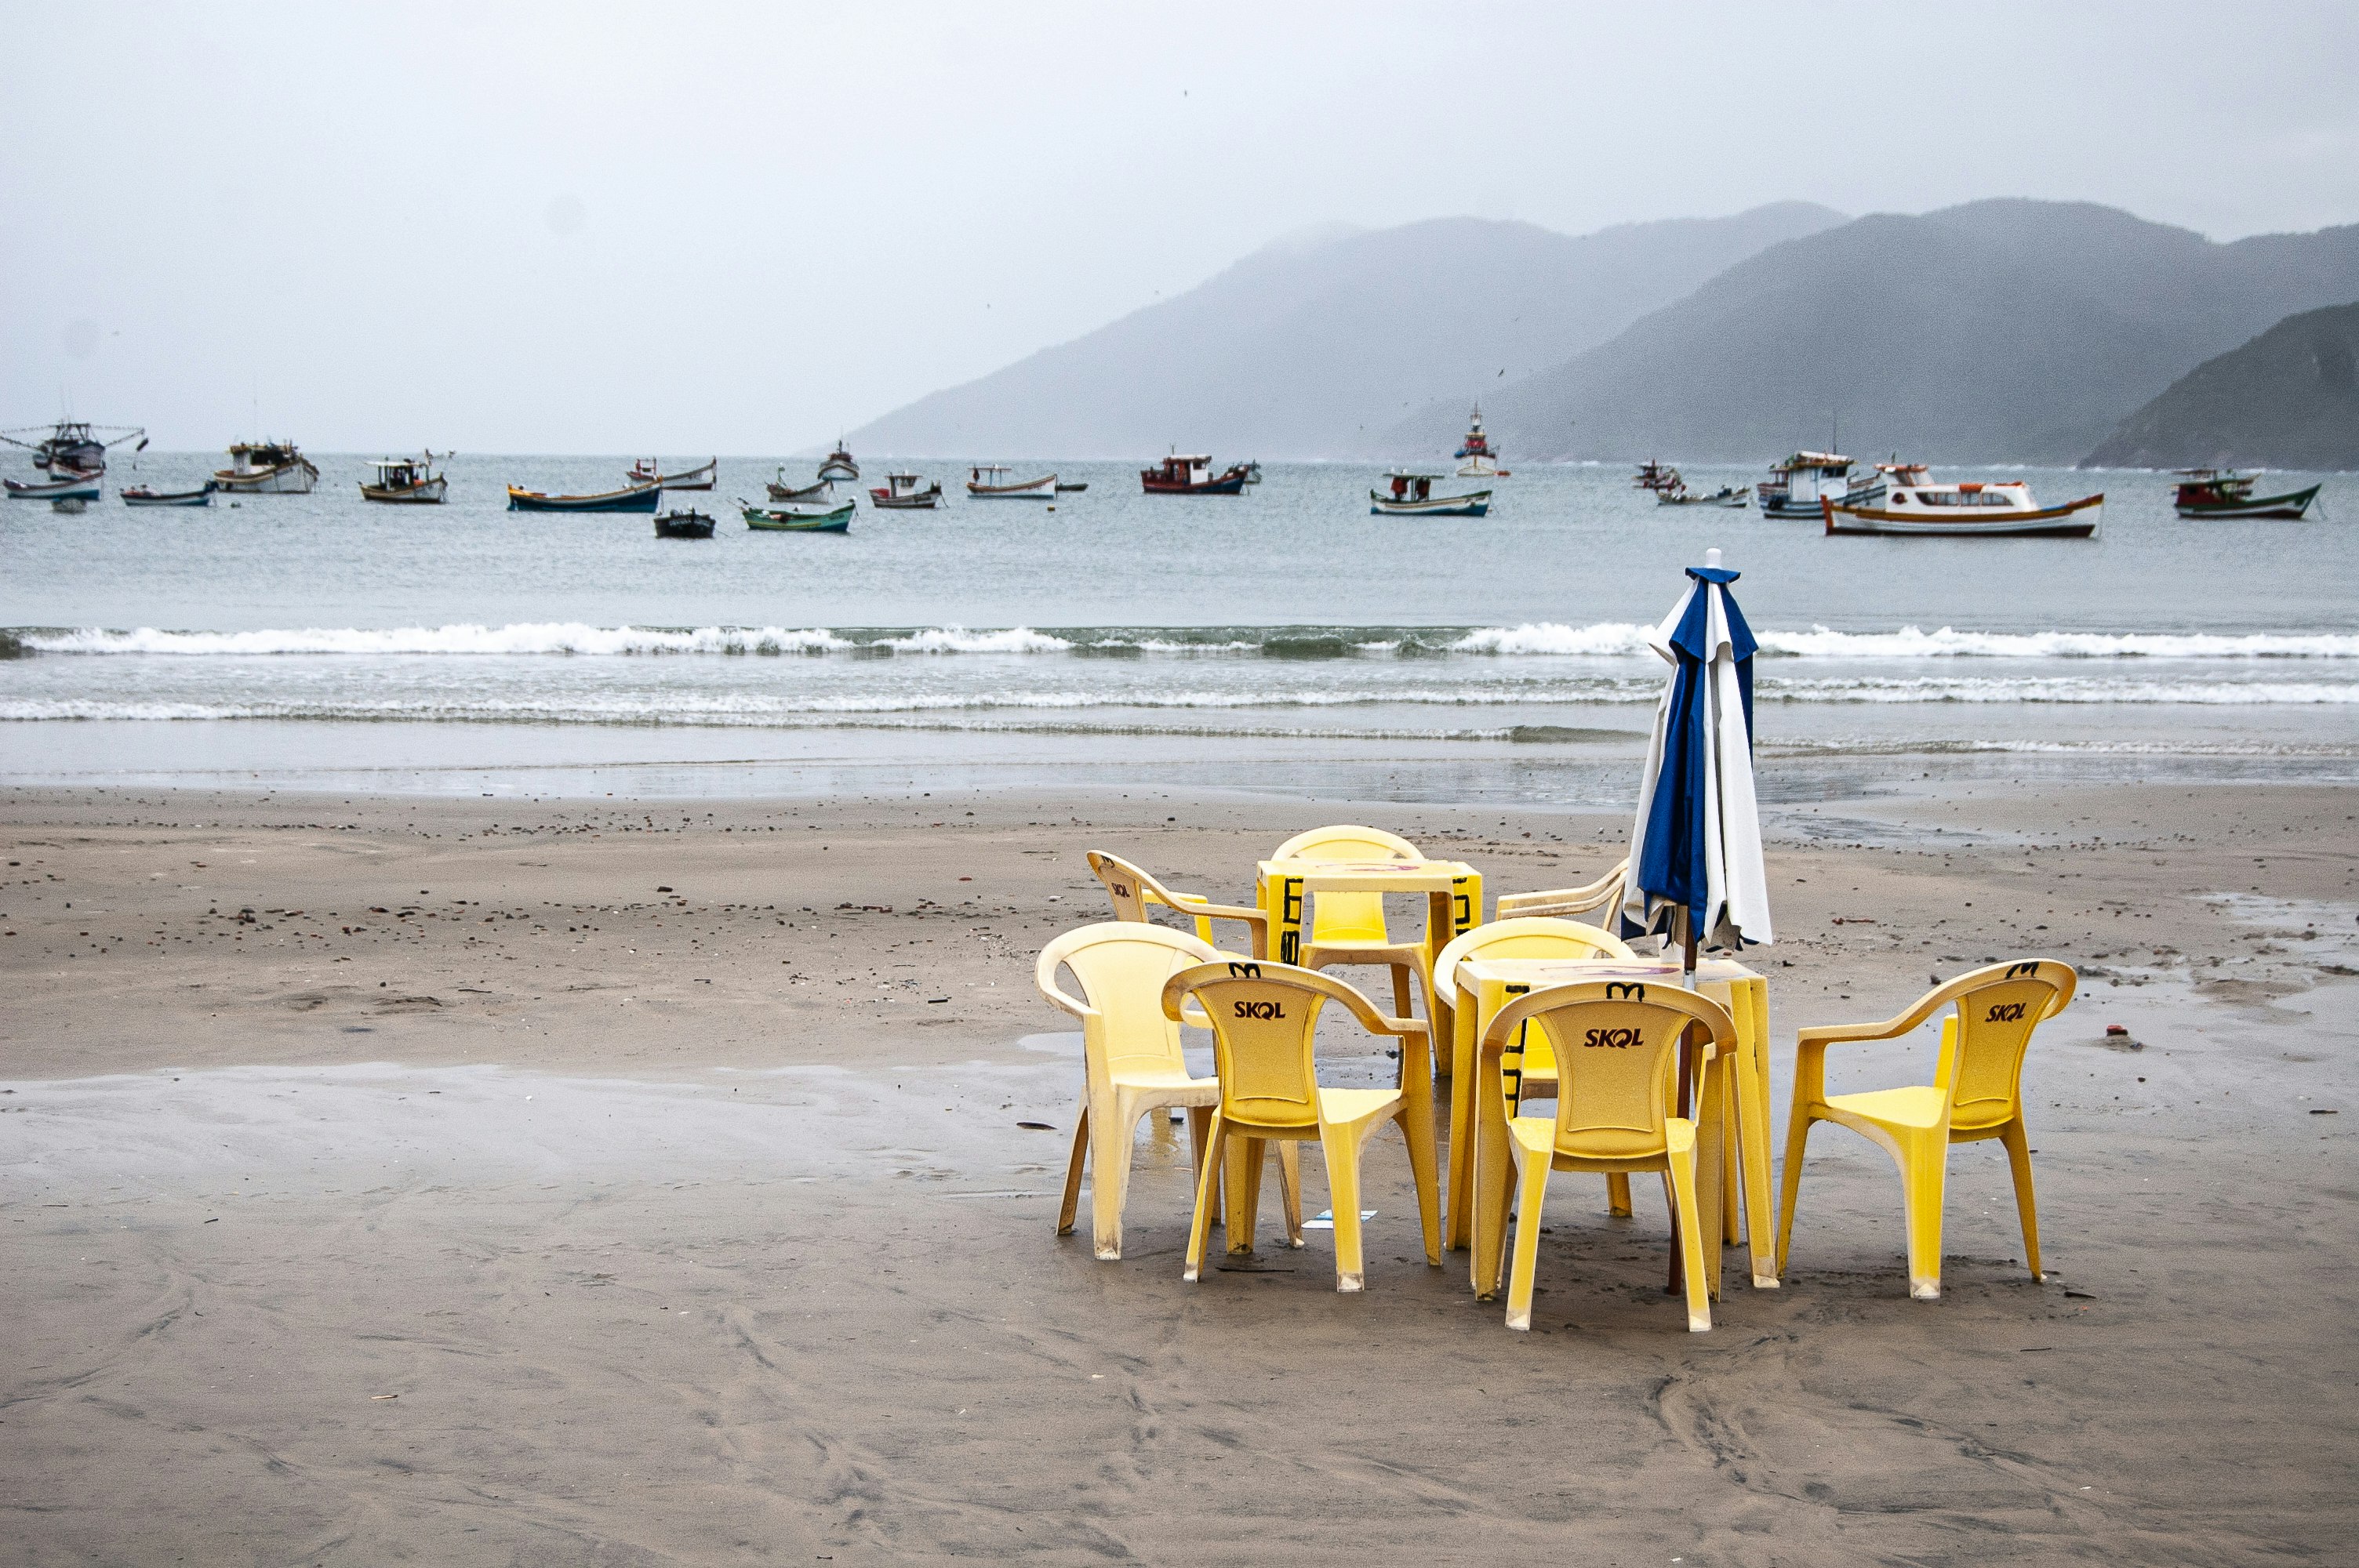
top-left (2172, 468), bottom-right (2320, 519)
top-left (1140, 452), bottom-right (1251, 495)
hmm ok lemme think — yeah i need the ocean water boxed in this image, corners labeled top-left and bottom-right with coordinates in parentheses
top-left (2, 453), bottom-right (2353, 802)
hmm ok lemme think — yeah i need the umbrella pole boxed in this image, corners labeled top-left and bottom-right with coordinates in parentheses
top-left (1668, 911), bottom-right (1699, 1296)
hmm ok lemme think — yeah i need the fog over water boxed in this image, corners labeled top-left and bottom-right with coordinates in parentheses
top-left (5, 2), bottom-right (2357, 453)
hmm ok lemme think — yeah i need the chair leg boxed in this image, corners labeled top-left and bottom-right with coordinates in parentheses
top-left (1278, 1142), bottom-right (1305, 1247)
top-left (1398, 1106), bottom-right (1442, 1267)
top-left (1667, 1144), bottom-right (1712, 1332)
top-left (1321, 1123), bottom-right (1369, 1292)
top-left (1391, 964), bottom-right (1414, 1020)
top-left (1999, 1120), bottom-right (2044, 1281)
top-left (1899, 1130), bottom-right (1949, 1301)
top-left (1058, 1106), bottom-right (1089, 1237)
top-left (1089, 1088), bottom-right (1142, 1261)
top-left (1503, 1148), bottom-right (1551, 1330)
top-left (1183, 1116), bottom-right (1227, 1283)
top-left (1606, 1171), bottom-right (1633, 1218)
top-left (1776, 1111), bottom-right (1814, 1274)
top-left (1225, 1135), bottom-right (1266, 1254)
top-left (1185, 1105), bottom-right (1221, 1220)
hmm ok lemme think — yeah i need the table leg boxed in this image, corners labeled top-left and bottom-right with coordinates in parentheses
top-left (1693, 1045), bottom-right (1726, 1302)
top-left (1445, 982), bottom-right (1476, 1250)
top-left (1733, 979), bottom-right (1780, 1287)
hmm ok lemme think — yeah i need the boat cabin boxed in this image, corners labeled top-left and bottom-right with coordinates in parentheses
top-left (1148, 454), bottom-right (1217, 486)
top-left (1761, 450), bottom-right (1853, 506)
top-left (369, 456), bottom-right (431, 489)
top-left (226, 440), bottom-right (304, 475)
top-left (972, 466), bottom-right (1010, 485)
top-left (883, 472), bottom-right (931, 499)
top-left (1877, 474), bottom-right (2037, 513)
top-left (2174, 467), bottom-right (2255, 506)
top-left (1383, 471), bottom-right (1443, 503)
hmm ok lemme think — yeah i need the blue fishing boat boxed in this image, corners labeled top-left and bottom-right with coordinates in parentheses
top-left (122, 481), bottom-right (218, 507)
top-left (5, 471), bottom-right (103, 501)
top-left (507, 481), bottom-right (663, 513)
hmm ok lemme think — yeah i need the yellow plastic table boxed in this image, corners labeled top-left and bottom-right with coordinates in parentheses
top-left (1453, 955), bottom-right (1779, 1298)
top-left (1253, 857), bottom-right (1482, 978)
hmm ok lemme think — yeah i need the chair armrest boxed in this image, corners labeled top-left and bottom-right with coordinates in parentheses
top-left (1170, 895), bottom-right (1270, 959)
top-left (1032, 952), bottom-right (1096, 1020)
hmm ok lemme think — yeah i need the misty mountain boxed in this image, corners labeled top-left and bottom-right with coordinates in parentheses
top-left (1393, 201), bottom-right (2359, 466)
top-left (846, 204), bottom-right (1846, 459)
top-left (2081, 302), bottom-right (2359, 470)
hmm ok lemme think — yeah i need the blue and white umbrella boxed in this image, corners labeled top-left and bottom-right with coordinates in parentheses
top-left (1621, 549), bottom-right (1773, 967)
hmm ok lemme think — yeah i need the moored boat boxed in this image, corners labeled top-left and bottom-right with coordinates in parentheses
top-left (870, 472), bottom-right (943, 509)
top-left (1658, 481), bottom-right (1751, 507)
top-left (2, 419), bottom-right (145, 476)
top-left (215, 440), bottom-right (319, 494)
top-left (741, 498), bottom-right (853, 532)
top-left (1821, 470), bottom-right (2102, 537)
top-left (359, 452), bottom-right (449, 503)
top-left (1634, 459), bottom-right (1681, 493)
top-left (816, 443), bottom-right (860, 482)
top-left (1757, 449), bottom-right (1852, 518)
top-left (654, 509), bottom-right (717, 539)
top-left (768, 472), bottom-right (836, 503)
top-left (121, 481), bottom-right (218, 507)
top-left (5, 471), bottom-right (104, 500)
top-left (1456, 405), bottom-right (1508, 477)
top-left (967, 465), bottom-right (1057, 499)
top-left (628, 456), bottom-right (717, 491)
top-left (1140, 453), bottom-right (1250, 495)
top-left (1370, 471), bottom-right (1491, 517)
top-left (2172, 468), bottom-right (2320, 520)
top-left (507, 481), bottom-right (663, 513)
top-left (1055, 480), bottom-right (1089, 493)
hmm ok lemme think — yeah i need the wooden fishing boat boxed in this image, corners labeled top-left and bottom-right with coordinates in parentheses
top-left (1634, 458), bottom-right (1681, 493)
top-left (654, 510), bottom-right (716, 539)
top-left (1370, 471), bottom-right (1491, 517)
top-left (1757, 450), bottom-right (1852, 518)
top-left (1456, 405), bottom-right (1508, 477)
top-left (1140, 453), bottom-right (1249, 495)
top-left (1822, 471), bottom-right (2101, 537)
top-left (1658, 481), bottom-right (1750, 507)
top-left (968, 465), bottom-right (1057, 499)
top-left (628, 456), bottom-right (716, 491)
top-left (869, 472), bottom-right (943, 509)
top-left (121, 481), bottom-right (218, 507)
top-left (767, 473), bottom-right (835, 502)
top-left (2, 419), bottom-right (144, 476)
top-left (507, 481), bottom-right (663, 513)
top-left (214, 440), bottom-right (319, 494)
top-left (742, 499), bottom-right (853, 532)
top-left (359, 452), bottom-right (448, 503)
top-left (2172, 468), bottom-right (2320, 520)
top-left (816, 443), bottom-right (860, 482)
top-left (1055, 480), bottom-right (1089, 493)
top-left (5, 470), bottom-right (104, 500)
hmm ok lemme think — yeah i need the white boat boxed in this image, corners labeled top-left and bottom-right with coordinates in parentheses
top-left (967, 465), bottom-right (1056, 499)
top-left (1, 419), bottom-right (144, 476)
top-left (1822, 467), bottom-right (2102, 537)
top-left (360, 452), bottom-right (448, 503)
top-left (1454, 403), bottom-right (1509, 477)
top-left (869, 472), bottom-right (943, 509)
top-left (1657, 482), bottom-right (1751, 508)
top-left (5, 470), bottom-right (104, 500)
top-left (214, 440), bottom-right (319, 494)
top-left (817, 442), bottom-right (860, 482)
top-left (1756, 450), bottom-right (1852, 518)
top-left (627, 456), bottom-right (717, 491)
top-left (1370, 471), bottom-right (1491, 517)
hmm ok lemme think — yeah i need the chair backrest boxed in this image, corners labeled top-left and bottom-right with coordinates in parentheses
top-left (1929, 960), bottom-right (2077, 1131)
top-left (1160, 960), bottom-right (1390, 1131)
top-left (1495, 856), bottom-right (1630, 920)
top-left (1432, 916), bottom-right (1635, 988)
top-left (1085, 850), bottom-right (1173, 924)
top-left (1483, 982), bottom-right (1737, 1161)
top-left (1272, 824), bottom-right (1421, 946)
top-left (1036, 922), bottom-right (1221, 1081)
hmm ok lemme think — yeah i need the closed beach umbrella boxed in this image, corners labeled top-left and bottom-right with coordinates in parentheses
top-left (1621, 548), bottom-right (1773, 971)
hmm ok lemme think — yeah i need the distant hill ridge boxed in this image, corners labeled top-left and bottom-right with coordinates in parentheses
top-left (2082, 301), bottom-right (2359, 470)
top-left (1388, 200), bottom-right (2359, 466)
top-left (847, 203), bottom-right (1848, 460)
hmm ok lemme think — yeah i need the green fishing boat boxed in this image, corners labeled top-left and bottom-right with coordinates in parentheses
top-left (741, 499), bottom-right (853, 533)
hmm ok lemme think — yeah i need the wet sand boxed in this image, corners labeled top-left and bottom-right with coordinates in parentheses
top-left (3, 782), bottom-right (2356, 1563)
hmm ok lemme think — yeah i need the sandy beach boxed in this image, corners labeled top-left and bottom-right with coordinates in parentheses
top-left (4, 779), bottom-right (2355, 1563)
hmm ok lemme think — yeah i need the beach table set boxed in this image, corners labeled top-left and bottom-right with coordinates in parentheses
top-left (1032, 551), bottom-right (2081, 1323)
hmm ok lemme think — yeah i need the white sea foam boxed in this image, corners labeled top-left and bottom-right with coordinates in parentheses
top-left (16, 620), bottom-right (2359, 660)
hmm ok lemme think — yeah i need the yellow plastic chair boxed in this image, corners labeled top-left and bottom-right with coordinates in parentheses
top-left (1086, 850), bottom-right (1268, 959)
top-left (1430, 917), bottom-right (1637, 1245)
top-left (1482, 981), bottom-right (1739, 1333)
top-left (1272, 824), bottom-right (1433, 1016)
top-left (1777, 959), bottom-right (2078, 1300)
top-left (1161, 960), bottom-right (1441, 1291)
top-left (1494, 856), bottom-right (1630, 922)
top-left (1035, 923), bottom-right (1300, 1260)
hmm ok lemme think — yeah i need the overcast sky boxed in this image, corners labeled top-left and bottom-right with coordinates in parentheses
top-left (5, 1), bottom-right (2355, 454)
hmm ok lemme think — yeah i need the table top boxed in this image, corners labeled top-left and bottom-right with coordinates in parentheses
top-left (1257, 857), bottom-right (1478, 883)
top-left (1456, 955), bottom-right (1760, 989)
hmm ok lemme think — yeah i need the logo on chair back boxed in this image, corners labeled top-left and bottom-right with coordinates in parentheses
top-left (1234, 1000), bottom-right (1286, 1020)
top-left (1227, 961), bottom-right (1261, 978)
top-left (1984, 1001), bottom-right (2029, 1023)
top-left (1111, 882), bottom-right (1131, 898)
top-left (1582, 1026), bottom-right (1643, 1050)
top-left (2005, 961), bottom-right (2039, 979)
top-left (1604, 982), bottom-right (1647, 1001)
